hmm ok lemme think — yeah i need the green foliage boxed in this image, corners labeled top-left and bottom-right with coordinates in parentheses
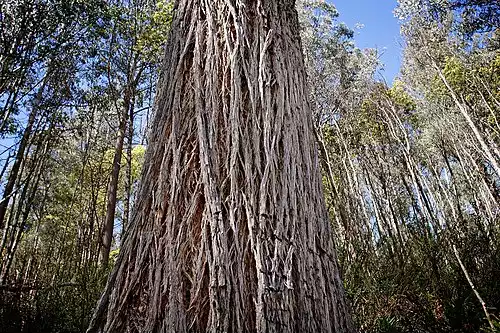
top-left (481, 318), bottom-right (500, 333)
top-left (320, 3), bottom-right (500, 331)
top-left (375, 316), bottom-right (403, 333)
top-left (353, 83), bottom-right (418, 146)
top-left (135, 0), bottom-right (174, 62)
top-left (357, 98), bottom-right (388, 143)
top-left (342, 228), bottom-right (500, 333)
top-left (428, 53), bottom-right (499, 131)
top-left (388, 80), bottom-right (417, 112)
top-left (131, 145), bottom-right (146, 180)
top-left (0, 267), bottom-right (104, 333)
top-left (396, 0), bottom-right (498, 38)
top-left (429, 56), bottom-right (467, 99)
top-left (0, 0), bottom-right (154, 330)
top-left (109, 248), bottom-right (120, 264)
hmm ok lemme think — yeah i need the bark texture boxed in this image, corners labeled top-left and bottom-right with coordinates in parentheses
top-left (88, 1), bottom-right (353, 332)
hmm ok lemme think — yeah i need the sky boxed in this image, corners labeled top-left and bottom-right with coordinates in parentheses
top-left (330, 0), bottom-right (403, 84)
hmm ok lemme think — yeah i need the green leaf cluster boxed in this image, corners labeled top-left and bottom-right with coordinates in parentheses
top-left (135, 0), bottom-right (174, 62)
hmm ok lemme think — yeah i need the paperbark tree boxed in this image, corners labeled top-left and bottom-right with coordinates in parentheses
top-left (88, 1), bottom-right (353, 332)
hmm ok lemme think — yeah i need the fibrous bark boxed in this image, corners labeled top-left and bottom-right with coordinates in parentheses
top-left (88, 1), bottom-right (353, 332)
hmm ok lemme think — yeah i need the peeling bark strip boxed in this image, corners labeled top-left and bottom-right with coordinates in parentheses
top-left (88, 1), bottom-right (353, 332)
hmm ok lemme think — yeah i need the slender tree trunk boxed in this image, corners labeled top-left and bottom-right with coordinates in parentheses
top-left (99, 91), bottom-right (130, 267)
top-left (431, 60), bottom-right (500, 178)
top-left (453, 245), bottom-right (495, 330)
top-left (122, 97), bottom-right (135, 234)
top-left (0, 99), bottom-right (39, 230)
top-left (88, 1), bottom-right (353, 332)
top-left (0, 134), bottom-right (49, 284)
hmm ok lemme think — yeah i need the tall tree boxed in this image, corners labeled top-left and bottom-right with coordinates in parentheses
top-left (97, 0), bottom-right (172, 267)
top-left (88, 1), bottom-right (353, 332)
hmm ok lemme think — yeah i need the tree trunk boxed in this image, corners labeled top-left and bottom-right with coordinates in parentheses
top-left (431, 59), bottom-right (500, 178)
top-left (0, 92), bottom-right (40, 230)
top-left (88, 1), bottom-right (353, 332)
top-left (122, 101), bottom-right (134, 234)
top-left (99, 93), bottom-right (129, 267)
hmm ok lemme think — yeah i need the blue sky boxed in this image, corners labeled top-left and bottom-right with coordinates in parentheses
top-left (330, 0), bottom-right (403, 84)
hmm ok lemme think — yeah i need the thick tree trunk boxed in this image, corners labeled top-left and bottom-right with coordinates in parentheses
top-left (88, 1), bottom-right (353, 332)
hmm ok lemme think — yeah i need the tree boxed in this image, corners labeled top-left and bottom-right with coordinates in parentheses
top-left (87, 1), bottom-right (353, 332)
top-left (0, 0), bottom-right (106, 283)
top-left (97, 0), bottom-right (172, 267)
top-left (0, 1), bottom-right (160, 330)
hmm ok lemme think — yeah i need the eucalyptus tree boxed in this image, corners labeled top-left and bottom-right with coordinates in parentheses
top-left (0, 0), bottom-right (105, 229)
top-left (0, 0), bottom-right (107, 284)
top-left (288, 2), bottom-right (500, 331)
top-left (96, 0), bottom-right (172, 267)
top-left (0, 1), bottom-right (114, 331)
top-left (298, 0), bottom-right (381, 261)
top-left (88, 1), bottom-right (354, 332)
top-left (330, 1), bottom-right (500, 330)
